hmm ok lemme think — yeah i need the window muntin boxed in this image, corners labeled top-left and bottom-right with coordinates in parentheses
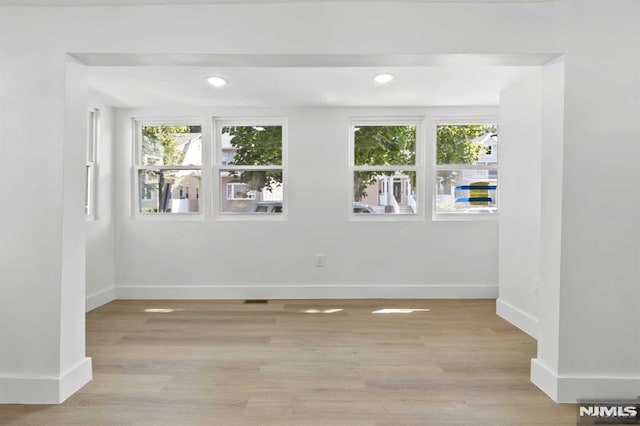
top-left (135, 123), bottom-right (202, 214)
top-left (434, 123), bottom-right (498, 215)
top-left (215, 122), bottom-right (285, 215)
top-left (85, 108), bottom-right (98, 218)
top-left (351, 121), bottom-right (420, 216)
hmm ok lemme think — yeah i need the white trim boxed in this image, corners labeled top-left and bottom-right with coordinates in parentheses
top-left (115, 283), bottom-right (497, 299)
top-left (86, 287), bottom-right (116, 312)
top-left (137, 165), bottom-right (202, 171)
top-left (530, 359), bottom-right (640, 403)
top-left (132, 212), bottom-right (204, 220)
top-left (213, 117), bottom-right (287, 218)
top-left (216, 211), bottom-right (287, 221)
top-left (349, 116), bottom-right (425, 221)
top-left (431, 117), bottom-right (500, 221)
top-left (132, 119), bottom-right (204, 217)
top-left (219, 165), bottom-right (282, 171)
top-left (0, 358), bottom-right (92, 404)
top-left (351, 165), bottom-right (420, 172)
top-left (434, 164), bottom-right (499, 171)
top-left (531, 359), bottom-right (559, 401)
top-left (85, 107), bottom-right (99, 220)
top-left (496, 298), bottom-right (538, 338)
top-left (432, 213), bottom-right (499, 222)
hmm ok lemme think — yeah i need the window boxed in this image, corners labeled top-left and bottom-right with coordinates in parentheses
top-left (215, 120), bottom-right (286, 215)
top-left (226, 182), bottom-right (256, 200)
top-left (85, 107), bottom-right (98, 218)
top-left (434, 122), bottom-right (498, 215)
top-left (134, 122), bottom-right (202, 214)
top-left (350, 119), bottom-right (421, 216)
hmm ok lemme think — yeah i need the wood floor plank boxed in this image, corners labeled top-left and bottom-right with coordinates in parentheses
top-left (0, 299), bottom-right (577, 425)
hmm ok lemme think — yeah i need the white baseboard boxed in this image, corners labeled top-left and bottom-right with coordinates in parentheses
top-left (531, 359), bottom-right (640, 403)
top-left (496, 298), bottom-right (538, 338)
top-left (115, 283), bottom-right (498, 300)
top-left (0, 357), bottom-right (92, 404)
top-left (86, 287), bottom-right (116, 312)
top-left (531, 358), bottom-right (559, 401)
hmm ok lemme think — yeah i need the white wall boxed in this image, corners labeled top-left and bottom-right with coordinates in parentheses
top-left (532, 1), bottom-right (640, 402)
top-left (85, 98), bottom-right (116, 311)
top-left (0, 47), bottom-right (69, 403)
top-left (0, 53), bottom-right (92, 403)
top-left (534, 56), bottom-right (565, 390)
top-left (497, 70), bottom-right (542, 338)
top-left (114, 107), bottom-right (498, 299)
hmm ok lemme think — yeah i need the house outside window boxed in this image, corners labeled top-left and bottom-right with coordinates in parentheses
top-left (434, 119), bottom-right (499, 216)
top-left (350, 118), bottom-right (422, 218)
top-left (134, 121), bottom-right (203, 214)
top-left (226, 182), bottom-right (257, 200)
top-left (215, 119), bottom-right (286, 216)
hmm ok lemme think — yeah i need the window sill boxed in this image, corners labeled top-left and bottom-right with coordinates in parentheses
top-left (133, 213), bottom-right (204, 221)
top-left (349, 214), bottom-right (424, 222)
top-left (432, 213), bottom-right (499, 222)
top-left (216, 213), bottom-right (287, 221)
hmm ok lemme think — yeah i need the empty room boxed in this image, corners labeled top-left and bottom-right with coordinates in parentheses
top-left (1, 0), bottom-right (639, 425)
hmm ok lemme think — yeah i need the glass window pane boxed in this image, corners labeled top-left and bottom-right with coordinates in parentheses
top-left (436, 124), bottom-right (498, 165)
top-left (435, 170), bottom-right (498, 213)
top-left (219, 169), bottom-right (284, 213)
top-left (138, 169), bottom-right (201, 213)
top-left (353, 170), bottom-right (417, 215)
top-left (354, 125), bottom-right (416, 166)
top-left (141, 125), bottom-right (202, 166)
top-left (221, 125), bottom-right (282, 166)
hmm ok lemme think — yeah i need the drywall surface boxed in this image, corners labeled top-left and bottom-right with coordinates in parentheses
top-left (114, 106), bottom-right (499, 298)
top-left (85, 100), bottom-right (116, 311)
top-left (497, 70), bottom-right (542, 337)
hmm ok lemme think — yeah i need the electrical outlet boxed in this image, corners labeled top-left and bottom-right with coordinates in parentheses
top-left (316, 254), bottom-right (325, 267)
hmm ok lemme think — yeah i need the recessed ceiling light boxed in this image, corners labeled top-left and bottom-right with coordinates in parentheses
top-left (206, 76), bottom-right (227, 87)
top-left (373, 73), bottom-right (395, 84)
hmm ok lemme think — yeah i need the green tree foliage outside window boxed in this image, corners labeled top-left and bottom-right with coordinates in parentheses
top-left (140, 125), bottom-right (201, 212)
top-left (353, 125), bottom-right (416, 201)
top-left (222, 125), bottom-right (283, 193)
top-left (436, 124), bottom-right (497, 194)
top-left (142, 125), bottom-right (195, 166)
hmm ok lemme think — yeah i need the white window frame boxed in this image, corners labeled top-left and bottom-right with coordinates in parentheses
top-left (132, 119), bottom-right (204, 218)
top-left (85, 107), bottom-right (99, 220)
top-left (431, 115), bottom-right (499, 221)
top-left (213, 118), bottom-right (287, 220)
top-left (349, 117), bottom-right (424, 221)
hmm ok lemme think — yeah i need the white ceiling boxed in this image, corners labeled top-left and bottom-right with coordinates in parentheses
top-left (88, 64), bottom-right (538, 108)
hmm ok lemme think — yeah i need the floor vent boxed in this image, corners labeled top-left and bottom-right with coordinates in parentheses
top-left (243, 299), bottom-right (268, 304)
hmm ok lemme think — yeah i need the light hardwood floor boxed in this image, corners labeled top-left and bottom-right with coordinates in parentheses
top-left (0, 299), bottom-right (576, 425)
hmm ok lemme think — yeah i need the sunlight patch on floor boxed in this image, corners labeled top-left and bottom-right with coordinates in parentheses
top-left (372, 308), bottom-right (430, 314)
